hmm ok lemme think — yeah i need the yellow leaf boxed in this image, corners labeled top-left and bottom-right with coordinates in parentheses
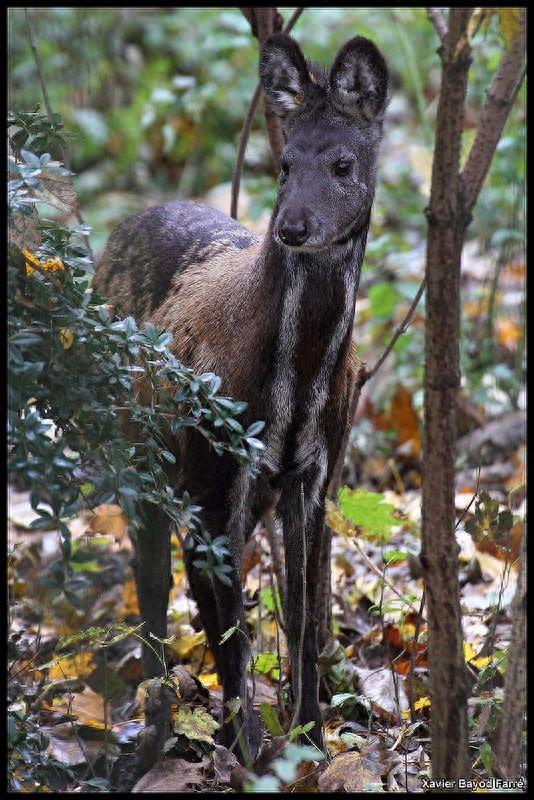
top-left (470, 655), bottom-right (493, 670)
top-left (498, 8), bottom-right (523, 49)
top-left (414, 696), bottom-right (431, 711)
top-left (48, 651), bottom-right (95, 681)
top-left (59, 328), bottom-right (74, 349)
top-left (197, 672), bottom-right (220, 690)
top-left (464, 642), bottom-right (477, 663)
top-left (326, 501), bottom-right (357, 537)
top-left (171, 631), bottom-right (206, 659)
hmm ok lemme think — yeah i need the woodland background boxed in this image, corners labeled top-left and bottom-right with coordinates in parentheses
top-left (8, 7), bottom-right (525, 793)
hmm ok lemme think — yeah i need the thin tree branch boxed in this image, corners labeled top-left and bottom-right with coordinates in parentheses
top-left (231, 83), bottom-right (263, 219)
top-left (231, 7), bottom-right (304, 219)
top-left (426, 8), bottom-right (448, 43)
top-left (262, 510), bottom-right (287, 621)
top-left (461, 11), bottom-right (526, 214)
top-left (328, 277), bottom-right (426, 499)
top-left (24, 7), bottom-right (94, 262)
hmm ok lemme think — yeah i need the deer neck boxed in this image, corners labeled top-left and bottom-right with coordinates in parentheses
top-left (255, 219), bottom-right (368, 478)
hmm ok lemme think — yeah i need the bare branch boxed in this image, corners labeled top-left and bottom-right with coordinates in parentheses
top-left (461, 11), bottom-right (526, 213)
top-left (231, 7), bottom-right (304, 219)
top-left (367, 277), bottom-right (427, 382)
top-left (426, 7), bottom-right (448, 43)
top-left (231, 83), bottom-right (262, 219)
top-left (328, 277), bottom-right (426, 499)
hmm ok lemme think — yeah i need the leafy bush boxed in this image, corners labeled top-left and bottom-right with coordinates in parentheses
top-left (8, 109), bottom-right (264, 606)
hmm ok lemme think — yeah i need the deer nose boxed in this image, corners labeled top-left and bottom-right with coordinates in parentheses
top-left (279, 219), bottom-right (308, 247)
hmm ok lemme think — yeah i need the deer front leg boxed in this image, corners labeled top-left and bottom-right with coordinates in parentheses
top-left (184, 486), bottom-right (261, 765)
top-left (278, 470), bottom-right (327, 753)
top-left (131, 503), bottom-right (172, 677)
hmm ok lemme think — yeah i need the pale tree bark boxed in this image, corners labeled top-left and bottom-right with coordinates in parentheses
top-left (422, 7), bottom-right (525, 781)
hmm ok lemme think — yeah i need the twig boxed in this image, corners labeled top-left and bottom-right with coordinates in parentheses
top-left (230, 84), bottom-right (262, 219)
top-left (268, 567), bottom-right (286, 719)
top-left (230, 7), bottom-right (304, 219)
top-left (24, 7), bottom-right (94, 262)
top-left (329, 277), bottom-right (426, 499)
top-left (291, 482), bottom-right (307, 729)
top-left (351, 538), bottom-right (421, 615)
top-left (263, 511), bottom-right (287, 620)
top-left (454, 464), bottom-right (481, 531)
top-left (378, 551), bottom-right (404, 728)
top-left (426, 8), bottom-right (448, 43)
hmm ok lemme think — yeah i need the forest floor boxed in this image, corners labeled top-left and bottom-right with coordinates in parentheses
top-left (8, 193), bottom-right (525, 793)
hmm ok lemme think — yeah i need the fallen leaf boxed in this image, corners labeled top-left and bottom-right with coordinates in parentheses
top-left (197, 672), bottom-right (220, 690)
top-left (318, 751), bottom-right (382, 793)
top-left (212, 744), bottom-right (237, 785)
top-left (87, 503), bottom-right (129, 540)
top-left (171, 630), bottom-right (206, 659)
top-left (132, 757), bottom-right (206, 793)
top-left (54, 684), bottom-right (111, 726)
top-left (354, 666), bottom-right (409, 722)
top-left (47, 651), bottom-right (95, 681)
top-left (172, 706), bottom-right (219, 744)
top-left (59, 328), bottom-right (74, 349)
top-left (43, 722), bottom-right (119, 767)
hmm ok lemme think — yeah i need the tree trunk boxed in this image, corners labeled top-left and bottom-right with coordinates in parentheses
top-left (491, 529), bottom-right (526, 778)
top-left (241, 6), bottom-right (285, 170)
top-left (421, 8), bottom-right (472, 781)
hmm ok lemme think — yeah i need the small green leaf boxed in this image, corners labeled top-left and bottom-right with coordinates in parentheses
top-left (260, 701), bottom-right (283, 736)
top-left (338, 488), bottom-right (399, 541)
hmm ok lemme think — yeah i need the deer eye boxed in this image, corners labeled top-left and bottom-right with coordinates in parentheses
top-left (333, 159), bottom-right (352, 177)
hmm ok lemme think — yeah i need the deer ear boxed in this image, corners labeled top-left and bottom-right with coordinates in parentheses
top-left (259, 33), bottom-right (311, 118)
top-left (330, 36), bottom-right (388, 122)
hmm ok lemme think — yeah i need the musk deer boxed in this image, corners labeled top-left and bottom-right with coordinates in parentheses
top-left (95, 32), bottom-right (388, 762)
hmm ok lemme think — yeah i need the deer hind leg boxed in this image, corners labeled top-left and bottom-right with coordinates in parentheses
top-left (278, 469), bottom-right (328, 753)
top-left (184, 481), bottom-right (262, 764)
top-left (131, 503), bottom-right (172, 677)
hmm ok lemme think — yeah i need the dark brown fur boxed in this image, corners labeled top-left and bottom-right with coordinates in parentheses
top-left (94, 32), bottom-right (387, 763)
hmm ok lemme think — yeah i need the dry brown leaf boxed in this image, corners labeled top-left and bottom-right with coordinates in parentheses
top-left (43, 722), bottom-right (119, 767)
top-left (118, 648), bottom-right (144, 684)
top-left (53, 684), bottom-right (111, 726)
top-left (132, 757), bottom-right (206, 793)
top-left (371, 385), bottom-right (421, 458)
top-left (9, 209), bottom-right (42, 252)
top-left (355, 666), bottom-right (409, 723)
top-left (212, 744), bottom-right (238, 785)
top-left (318, 751), bottom-right (381, 793)
top-left (87, 503), bottom-right (129, 540)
